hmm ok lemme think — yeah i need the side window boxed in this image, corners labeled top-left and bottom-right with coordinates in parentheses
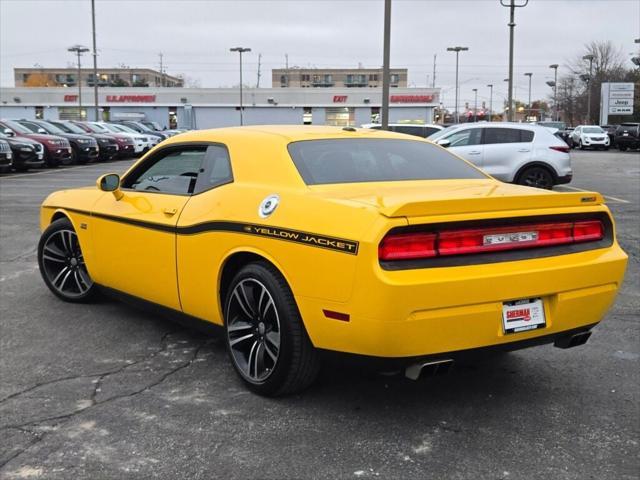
top-left (424, 127), bottom-right (440, 138)
top-left (484, 128), bottom-right (528, 144)
top-left (193, 145), bottom-right (234, 194)
top-left (520, 130), bottom-right (534, 142)
top-left (445, 128), bottom-right (482, 147)
top-left (123, 146), bottom-right (207, 195)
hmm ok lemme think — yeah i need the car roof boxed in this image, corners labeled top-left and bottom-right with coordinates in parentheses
top-left (446, 122), bottom-right (542, 131)
top-left (361, 123), bottom-right (442, 128)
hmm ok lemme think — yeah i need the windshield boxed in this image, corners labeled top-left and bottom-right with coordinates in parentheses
top-left (51, 121), bottom-right (86, 134)
top-left (583, 127), bottom-right (604, 134)
top-left (538, 121), bottom-right (566, 130)
top-left (30, 121), bottom-right (67, 135)
top-left (129, 122), bottom-right (152, 132)
top-left (1, 120), bottom-right (33, 134)
top-left (143, 121), bottom-right (162, 130)
top-left (113, 124), bottom-right (137, 134)
top-left (288, 138), bottom-right (487, 185)
top-left (427, 125), bottom-right (461, 141)
top-left (86, 123), bottom-right (109, 133)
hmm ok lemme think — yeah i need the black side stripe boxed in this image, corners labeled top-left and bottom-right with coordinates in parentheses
top-left (45, 206), bottom-right (359, 255)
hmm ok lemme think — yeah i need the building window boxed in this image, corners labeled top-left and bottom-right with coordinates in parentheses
top-left (325, 107), bottom-right (354, 127)
top-left (303, 107), bottom-right (312, 125)
top-left (35, 106), bottom-right (44, 119)
top-left (301, 74), bottom-right (310, 82)
top-left (370, 107), bottom-right (380, 123)
top-left (369, 74), bottom-right (378, 81)
top-left (280, 75), bottom-right (288, 87)
top-left (390, 74), bottom-right (399, 84)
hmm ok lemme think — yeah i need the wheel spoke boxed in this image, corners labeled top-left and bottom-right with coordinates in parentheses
top-left (265, 331), bottom-right (280, 351)
top-left (73, 270), bottom-right (84, 292)
top-left (229, 332), bottom-right (255, 347)
top-left (44, 243), bottom-right (66, 261)
top-left (232, 288), bottom-right (253, 319)
top-left (238, 282), bottom-right (256, 317)
top-left (246, 340), bottom-right (260, 378)
top-left (51, 266), bottom-right (70, 288)
top-left (264, 341), bottom-right (278, 362)
top-left (228, 320), bottom-right (254, 333)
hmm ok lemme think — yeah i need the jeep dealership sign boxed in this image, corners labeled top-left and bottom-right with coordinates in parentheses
top-left (600, 83), bottom-right (635, 124)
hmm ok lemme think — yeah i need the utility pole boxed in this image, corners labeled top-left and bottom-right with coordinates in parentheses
top-left (500, 0), bottom-right (529, 121)
top-left (472, 88), bottom-right (478, 122)
top-left (68, 45), bottom-right (89, 120)
top-left (256, 53), bottom-right (262, 88)
top-left (549, 64), bottom-right (558, 121)
top-left (90, 0), bottom-right (99, 121)
top-left (381, 0), bottom-right (392, 130)
top-left (159, 52), bottom-right (165, 87)
top-left (583, 54), bottom-right (595, 123)
top-left (230, 47), bottom-right (251, 126)
top-left (487, 84), bottom-right (493, 121)
top-left (524, 72), bottom-right (532, 120)
top-left (432, 54), bottom-right (436, 88)
top-left (285, 53), bottom-right (289, 70)
top-left (446, 46), bottom-right (468, 124)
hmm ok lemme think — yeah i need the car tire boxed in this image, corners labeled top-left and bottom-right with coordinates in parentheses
top-left (38, 218), bottom-right (97, 303)
top-left (516, 166), bottom-right (555, 190)
top-left (223, 261), bottom-right (320, 396)
top-left (13, 164), bottom-right (29, 172)
top-left (71, 147), bottom-right (87, 165)
top-left (619, 146), bottom-right (627, 151)
top-left (578, 140), bottom-right (585, 150)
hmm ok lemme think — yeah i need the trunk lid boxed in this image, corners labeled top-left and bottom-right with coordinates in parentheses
top-left (310, 179), bottom-right (604, 218)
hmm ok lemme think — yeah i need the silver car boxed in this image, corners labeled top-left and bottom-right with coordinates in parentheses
top-left (428, 122), bottom-right (572, 189)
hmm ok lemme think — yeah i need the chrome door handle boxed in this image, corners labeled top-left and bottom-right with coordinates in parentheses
top-left (518, 149), bottom-right (531, 152)
top-left (163, 208), bottom-right (177, 216)
top-left (468, 151), bottom-right (481, 155)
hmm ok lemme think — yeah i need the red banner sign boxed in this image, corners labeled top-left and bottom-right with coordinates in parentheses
top-left (64, 95), bottom-right (78, 102)
top-left (333, 95), bottom-right (348, 103)
top-left (390, 95), bottom-right (434, 103)
top-left (106, 95), bottom-right (156, 103)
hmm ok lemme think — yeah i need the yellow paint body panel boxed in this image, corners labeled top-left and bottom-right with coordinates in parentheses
top-left (40, 126), bottom-right (628, 359)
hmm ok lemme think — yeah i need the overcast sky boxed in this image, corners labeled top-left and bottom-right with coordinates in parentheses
top-left (1, 0), bottom-right (638, 109)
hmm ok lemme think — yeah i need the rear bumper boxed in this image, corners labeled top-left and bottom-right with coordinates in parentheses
top-left (297, 244), bottom-right (627, 358)
top-left (556, 173), bottom-right (572, 184)
top-left (616, 137), bottom-right (639, 148)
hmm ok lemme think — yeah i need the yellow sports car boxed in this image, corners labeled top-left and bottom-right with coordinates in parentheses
top-left (38, 126), bottom-right (627, 396)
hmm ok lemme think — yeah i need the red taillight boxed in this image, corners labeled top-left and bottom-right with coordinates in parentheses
top-left (550, 145), bottom-right (570, 153)
top-left (379, 219), bottom-right (604, 261)
top-left (378, 232), bottom-right (437, 260)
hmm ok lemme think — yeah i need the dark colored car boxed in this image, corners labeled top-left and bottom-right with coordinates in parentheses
top-left (0, 119), bottom-right (71, 167)
top-left (117, 120), bottom-right (169, 141)
top-left (0, 132), bottom-right (46, 172)
top-left (71, 121), bottom-right (136, 158)
top-left (18, 119), bottom-right (99, 165)
top-left (48, 120), bottom-right (119, 162)
top-left (0, 138), bottom-right (12, 171)
top-left (600, 125), bottom-right (618, 147)
top-left (614, 123), bottom-right (640, 151)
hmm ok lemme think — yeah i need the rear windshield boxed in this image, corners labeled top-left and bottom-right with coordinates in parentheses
top-left (287, 138), bottom-right (486, 185)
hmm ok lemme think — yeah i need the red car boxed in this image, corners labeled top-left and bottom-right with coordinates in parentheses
top-left (71, 121), bottom-right (136, 158)
top-left (0, 119), bottom-right (72, 167)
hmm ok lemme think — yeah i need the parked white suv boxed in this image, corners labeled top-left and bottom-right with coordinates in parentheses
top-left (361, 123), bottom-right (444, 138)
top-left (427, 122), bottom-right (572, 189)
top-left (569, 125), bottom-right (610, 150)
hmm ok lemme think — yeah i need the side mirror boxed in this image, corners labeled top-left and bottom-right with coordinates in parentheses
top-left (3, 128), bottom-right (14, 137)
top-left (37, 128), bottom-right (47, 134)
top-left (436, 138), bottom-right (451, 148)
top-left (97, 173), bottom-right (123, 200)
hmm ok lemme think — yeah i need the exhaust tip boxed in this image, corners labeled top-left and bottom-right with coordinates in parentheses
top-left (554, 331), bottom-right (592, 349)
top-left (405, 359), bottom-right (454, 380)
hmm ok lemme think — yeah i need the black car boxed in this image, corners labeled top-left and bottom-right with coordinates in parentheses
top-left (18, 119), bottom-right (99, 164)
top-left (0, 132), bottom-right (46, 172)
top-left (600, 125), bottom-right (618, 147)
top-left (614, 123), bottom-right (640, 151)
top-left (48, 120), bottom-right (119, 162)
top-left (0, 138), bottom-right (12, 171)
top-left (117, 120), bottom-right (169, 141)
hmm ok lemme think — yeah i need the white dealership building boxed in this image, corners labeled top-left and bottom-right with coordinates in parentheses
top-left (0, 87), bottom-right (440, 130)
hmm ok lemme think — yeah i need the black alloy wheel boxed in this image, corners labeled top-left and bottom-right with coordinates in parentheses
top-left (224, 262), bottom-right (320, 396)
top-left (517, 166), bottom-right (554, 190)
top-left (38, 218), bottom-right (96, 302)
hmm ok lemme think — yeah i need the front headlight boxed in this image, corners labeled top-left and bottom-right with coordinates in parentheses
top-left (19, 146), bottom-right (33, 152)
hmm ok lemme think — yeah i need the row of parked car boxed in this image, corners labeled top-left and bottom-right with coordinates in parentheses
top-left (541, 122), bottom-right (640, 151)
top-left (0, 119), bottom-right (186, 173)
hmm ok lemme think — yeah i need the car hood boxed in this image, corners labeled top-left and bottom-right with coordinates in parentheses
top-left (309, 179), bottom-right (604, 218)
top-left (18, 133), bottom-right (66, 142)
top-left (4, 136), bottom-right (42, 147)
top-left (56, 133), bottom-right (95, 142)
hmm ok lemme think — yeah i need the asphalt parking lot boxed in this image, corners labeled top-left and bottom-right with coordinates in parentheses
top-left (0, 150), bottom-right (638, 480)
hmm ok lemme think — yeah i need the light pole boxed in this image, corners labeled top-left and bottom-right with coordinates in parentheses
top-left (582, 54), bottom-right (595, 123)
top-left (500, 0), bottom-right (529, 121)
top-left (549, 64), bottom-right (559, 121)
top-left (68, 45), bottom-right (90, 120)
top-left (472, 88), bottom-right (478, 122)
top-left (446, 46), bottom-right (468, 123)
top-left (487, 84), bottom-right (493, 121)
top-left (230, 47), bottom-right (251, 125)
top-left (524, 72), bottom-right (532, 120)
top-left (91, 0), bottom-right (99, 121)
top-left (381, 0), bottom-right (392, 130)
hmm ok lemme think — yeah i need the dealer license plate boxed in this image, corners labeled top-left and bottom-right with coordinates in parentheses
top-left (502, 298), bottom-right (546, 334)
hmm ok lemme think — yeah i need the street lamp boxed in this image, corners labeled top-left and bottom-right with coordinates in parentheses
top-left (549, 64), bottom-right (559, 121)
top-left (582, 54), bottom-right (595, 123)
top-left (472, 88), bottom-right (478, 122)
top-left (68, 45), bottom-right (90, 120)
top-left (524, 72), bottom-right (532, 120)
top-left (381, 0), bottom-right (392, 130)
top-left (486, 84), bottom-right (493, 122)
top-left (500, 0), bottom-right (529, 121)
top-left (446, 46), bottom-right (468, 123)
top-left (230, 47), bottom-right (251, 125)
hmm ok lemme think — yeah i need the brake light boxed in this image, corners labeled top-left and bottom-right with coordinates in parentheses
top-left (379, 219), bottom-right (605, 261)
top-left (549, 145), bottom-right (570, 153)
